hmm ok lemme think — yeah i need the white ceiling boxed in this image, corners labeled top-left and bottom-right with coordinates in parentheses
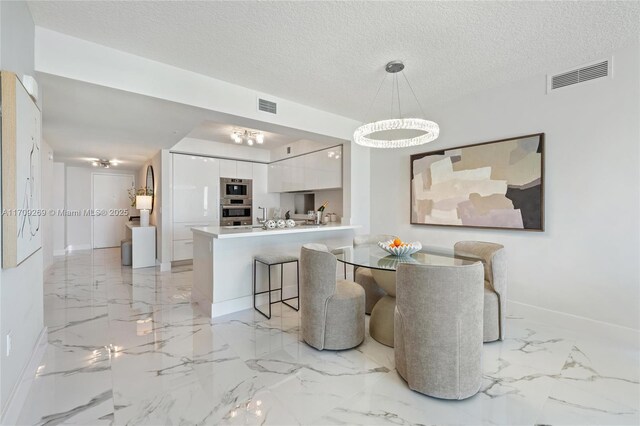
top-left (187, 121), bottom-right (299, 149)
top-left (28, 1), bottom-right (640, 121)
top-left (39, 74), bottom-right (339, 168)
top-left (38, 73), bottom-right (209, 168)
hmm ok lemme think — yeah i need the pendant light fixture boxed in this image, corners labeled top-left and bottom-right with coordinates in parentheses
top-left (231, 129), bottom-right (265, 146)
top-left (353, 61), bottom-right (439, 149)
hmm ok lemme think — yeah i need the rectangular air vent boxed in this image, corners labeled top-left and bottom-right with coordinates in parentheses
top-left (258, 98), bottom-right (277, 114)
top-left (548, 59), bottom-right (610, 92)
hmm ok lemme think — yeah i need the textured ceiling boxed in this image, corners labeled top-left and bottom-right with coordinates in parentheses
top-left (28, 1), bottom-right (640, 121)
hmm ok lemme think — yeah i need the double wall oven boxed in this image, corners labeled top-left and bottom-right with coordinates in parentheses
top-left (220, 178), bottom-right (253, 226)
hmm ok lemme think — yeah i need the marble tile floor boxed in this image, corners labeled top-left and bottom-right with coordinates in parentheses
top-left (16, 248), bottom-right (639, 425)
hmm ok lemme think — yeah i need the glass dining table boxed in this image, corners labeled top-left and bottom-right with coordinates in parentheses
top-left (332, 244), bottom-right (482, 347)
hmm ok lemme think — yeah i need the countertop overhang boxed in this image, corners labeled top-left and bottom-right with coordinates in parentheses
top-left (191, 223), bottom-right (360, 239)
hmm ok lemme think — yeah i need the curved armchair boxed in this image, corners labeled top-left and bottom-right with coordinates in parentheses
top-left (353, 234), bottom-right (397, 314)
top-left (300, 244), bottom-right (365, 350)
top-left (454, 241), bottom-right (507, 342)
top-left (394, 262), bottom-right (484, 399)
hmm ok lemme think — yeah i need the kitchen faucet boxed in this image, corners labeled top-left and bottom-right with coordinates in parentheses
top-left (257, 206), bottom-right (267, 224)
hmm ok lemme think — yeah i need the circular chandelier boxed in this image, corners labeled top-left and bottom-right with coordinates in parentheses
top-left (353, 61), bottom-right (439, 149)
top-left (230, 128), bottom-right (264, 146)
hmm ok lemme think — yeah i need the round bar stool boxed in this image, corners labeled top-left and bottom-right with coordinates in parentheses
top-left (253, 253), bottom-right (300, 319)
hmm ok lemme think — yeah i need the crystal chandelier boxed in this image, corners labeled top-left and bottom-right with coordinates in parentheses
top-left (230, 129), bottom-right (264, 146)
top-left (353, 61), bottom-right (439, 148)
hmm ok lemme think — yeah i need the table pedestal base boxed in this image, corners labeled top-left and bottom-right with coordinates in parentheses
top-left (369, 295), bottom-right (396, 347)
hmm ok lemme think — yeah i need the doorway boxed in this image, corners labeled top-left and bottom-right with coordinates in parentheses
top-left (92, 173), bottom-right (134, 248)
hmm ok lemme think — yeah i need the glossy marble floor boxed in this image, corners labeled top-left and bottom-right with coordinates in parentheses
top-left (17, 248), bottom-right (639, 425)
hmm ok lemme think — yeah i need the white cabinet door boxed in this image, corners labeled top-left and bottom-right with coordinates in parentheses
top-left (267, 163), bottom-right (281, 192)
top-left (219, 159), bottom-right (237, 178)
top-left (324, 146), bottom-right (342, 189)
top-left (172, 154), bottom-right (220, 223)
top-left (266, 146), bottom-right (343, 193)
top-left (236, 161), bottom-right (253, 179)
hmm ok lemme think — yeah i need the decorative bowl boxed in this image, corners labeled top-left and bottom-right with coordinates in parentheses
top-left (285, 219), bottom-right (296, 228)
top-left (377, 240), bottom-right (422, 257)
top-left (276, 219), bottom-right (286, 229)
top-left (264, 220), bottom-right (277, 230)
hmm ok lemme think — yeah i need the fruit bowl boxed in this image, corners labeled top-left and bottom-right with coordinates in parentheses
top-left (378, 239), bottom-right (422, 257)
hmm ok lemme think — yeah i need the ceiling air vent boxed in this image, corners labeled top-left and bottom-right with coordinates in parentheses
top-left (548, 59), bottom-right (610, 92)
top-left (258, 98), bottom-right (277, 114)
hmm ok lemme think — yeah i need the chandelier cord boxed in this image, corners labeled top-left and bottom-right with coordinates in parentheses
top-left (396, 73), bottom-right (402, 119)
top-left (401, 70), bottom-right (426, 119)
top-left (363, 73), bottom-right (388, 123)
top-left (390, 73), bottom-right (395, 119)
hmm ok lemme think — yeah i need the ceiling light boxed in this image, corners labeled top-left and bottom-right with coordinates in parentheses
top-left (90, 159), bottom-right (118, 168)
top-left (353, 61), bottom-right (439, 148)
top-left (231, 129), bottom-right (264, 146)
top-left (328, 151), bottom-right (335, 158)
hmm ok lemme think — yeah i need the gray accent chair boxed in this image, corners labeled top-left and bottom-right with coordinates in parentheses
top-left (353, 234), bottom-right (397, 314)
top-left (454, 241), bottom-right (507, 342)
top-left (394, 262), bottom-right (484, 400)
top-left (300, 244), bottom-right (365, 350)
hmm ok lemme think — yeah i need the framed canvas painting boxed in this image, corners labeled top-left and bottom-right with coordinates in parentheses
top-left (410, 133), bottom-right (544, 231)
top-left (1, 71), bottom-right (43, 268)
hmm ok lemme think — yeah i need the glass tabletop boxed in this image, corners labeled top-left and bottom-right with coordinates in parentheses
top-left (332, 244), bottom-right (480, 271)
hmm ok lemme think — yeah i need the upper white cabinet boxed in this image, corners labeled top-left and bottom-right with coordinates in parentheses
top-left (268, 146), bottom-right (342, 193)
top-left (219, 159), bottom-right (253, 180)
top-left (172, 154), bottom-right (220, 223)
top-left (219, 159), bottom-right (237, 179)
top-left (236, 161), bottom-right (253, 179)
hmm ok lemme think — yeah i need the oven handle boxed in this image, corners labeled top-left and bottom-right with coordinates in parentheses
top-left (221, 205), bottom-right (252, 208)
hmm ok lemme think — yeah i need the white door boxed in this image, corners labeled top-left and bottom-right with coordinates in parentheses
top-left (92, 174), bottom-right (134, 248)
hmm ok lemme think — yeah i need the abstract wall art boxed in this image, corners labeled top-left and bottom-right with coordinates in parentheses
top-left (410, 133), bottom-right (544, 231)
top-left (2, 71), bottom-right (43, 268)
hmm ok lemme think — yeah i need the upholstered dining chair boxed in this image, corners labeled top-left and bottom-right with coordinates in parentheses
top-left (454, 241), bottom-right (507, 342)
top-left (353, 234), bottom-right (397, 314)
top-left (394, 262), bottom-right (484, 399)
top-left (300, 244), bottom-right (365, 350)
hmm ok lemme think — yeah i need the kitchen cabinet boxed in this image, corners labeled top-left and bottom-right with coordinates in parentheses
top-left (267, 146), bottom-right (342, 193)
top-left (219, 159), bottom-right (237, 179)
top-left (172, 154), bottom-right (220, 261)
top-left (236, 161), bottom-right (253, 179)
top-left (219, 159), bottom-right (253, 180)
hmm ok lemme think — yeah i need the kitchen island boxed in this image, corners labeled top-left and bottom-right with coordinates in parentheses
top-left (191, 223), bottom-right (359, 318)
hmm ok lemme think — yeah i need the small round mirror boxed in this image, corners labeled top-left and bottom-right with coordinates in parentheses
top-left (146, 165), bottom-right (154, 214)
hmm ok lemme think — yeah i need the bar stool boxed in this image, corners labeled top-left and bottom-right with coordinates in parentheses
top-left (253, 253), bottom-right (300, 319)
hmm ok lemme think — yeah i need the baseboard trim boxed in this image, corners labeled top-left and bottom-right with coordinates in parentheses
top-left (1, 326), bottom-right (48, 426)
top-left (159, 261), bottom-right (171, 272)
top-left (508, 300), bottom-right (639, 346)
top-left (211, 296), bottom-right (253, 318)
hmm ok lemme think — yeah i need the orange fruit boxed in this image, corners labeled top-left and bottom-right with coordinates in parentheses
top-left (393, 238), bottom-right (402, 246)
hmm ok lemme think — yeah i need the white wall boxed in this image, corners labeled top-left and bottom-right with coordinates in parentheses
top-left (0, 1), bottom-right (34, 84)
top-left (137, 152), bottom-right (162, 263)
top-left (52, 163), bottom-right (66, 256)
top-left (344, 141), bottom-right (371, 232)
top-left (0, 1), bottom-right (43, 419)
top-left (171, 137), bottom-right (270, 163)
top-left (40, 140), bottom-right (54, 270)
top-left (65, 166), bottom-right (137, 250)
top-left (270, 139), bottom-right (333, 162)
top-left (370, 41), bottom-right (640, 331)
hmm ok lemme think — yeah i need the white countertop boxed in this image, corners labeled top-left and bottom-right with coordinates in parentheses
top-left (191, 223), bottom-right (360, 239)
